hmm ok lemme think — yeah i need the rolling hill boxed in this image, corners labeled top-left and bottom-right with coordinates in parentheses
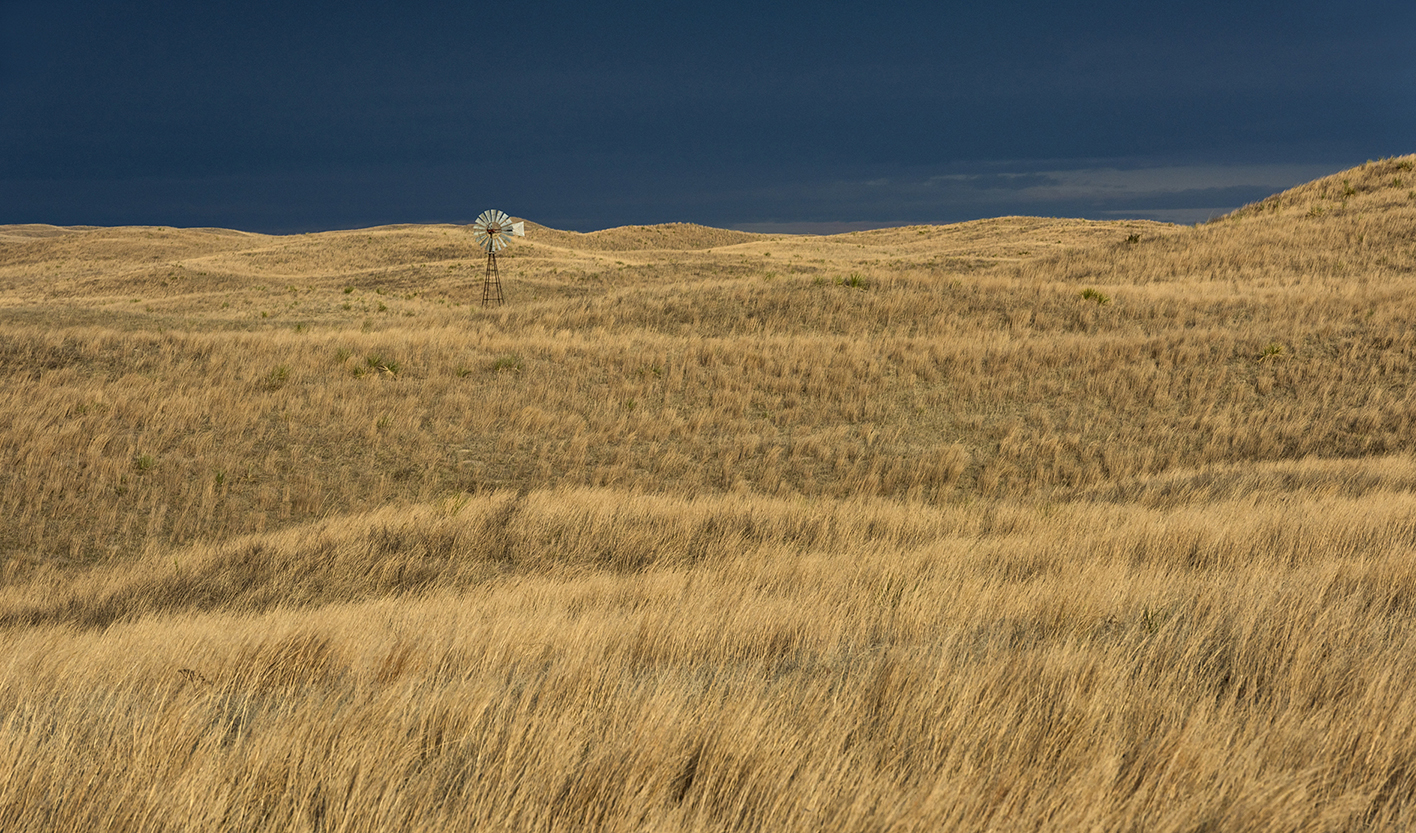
top-left (2, 155), bottom-right (1415, 832)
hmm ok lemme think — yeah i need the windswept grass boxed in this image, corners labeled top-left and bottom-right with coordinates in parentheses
top-left (6, 482), bottom-right (1416, 830)
top-left (2, 155), bottom-right (1416, 830)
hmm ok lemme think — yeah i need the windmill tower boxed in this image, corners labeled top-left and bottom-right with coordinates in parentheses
top-left (472, 209), bottom-right (524, 307)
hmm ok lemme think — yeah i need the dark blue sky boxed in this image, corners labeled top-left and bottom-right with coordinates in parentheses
top-left (2, 1), bottom-right (1412, 233)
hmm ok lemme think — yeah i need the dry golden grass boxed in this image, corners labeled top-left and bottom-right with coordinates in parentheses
top-left (2, 155), bottom-right (1415, 830)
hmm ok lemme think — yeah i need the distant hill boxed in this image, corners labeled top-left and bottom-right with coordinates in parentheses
top-left (519, 221), bottom-right (765, 251)
top-left (1218, 154), bottom-right (1416, 222)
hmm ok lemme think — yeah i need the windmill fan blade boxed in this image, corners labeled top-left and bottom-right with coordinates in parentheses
top-left (472, 210), bottom-right (520, 252)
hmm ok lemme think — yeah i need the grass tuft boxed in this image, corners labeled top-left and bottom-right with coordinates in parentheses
top-left (490, 354), bottom-right (524, 374)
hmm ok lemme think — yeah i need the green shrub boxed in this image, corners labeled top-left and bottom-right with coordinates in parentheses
top-left (263, 365), bottom-right (290, 390)
top-left (365, 355), bottom-right (399, 376)
top-left (490, 354), bottom-right (524, 374)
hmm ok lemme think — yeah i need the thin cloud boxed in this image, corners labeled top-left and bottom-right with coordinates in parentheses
top-left (723, 162), bottom-right (1342, 230)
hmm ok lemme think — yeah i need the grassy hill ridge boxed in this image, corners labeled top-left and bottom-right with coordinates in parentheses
top-left (3, 155), bottom-right (1416, 831)
top-left (3, 157), bottom-right (1414, 567)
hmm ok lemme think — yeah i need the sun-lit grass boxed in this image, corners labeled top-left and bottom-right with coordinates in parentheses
top-left (2, 154), bottom-right (1415, 830)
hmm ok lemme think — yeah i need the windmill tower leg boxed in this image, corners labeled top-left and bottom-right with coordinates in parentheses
top-left (482, 251), bottom-right (503, 307)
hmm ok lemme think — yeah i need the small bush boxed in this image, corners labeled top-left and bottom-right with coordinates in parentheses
top-left (491, 354), bottom-right (524, 374)
top-left (263, 365), bottom-right (290, 390)
top-left (365, 355), bottom-right (399, 376)
top-left (1080, 288), bottom-right (1111, 305)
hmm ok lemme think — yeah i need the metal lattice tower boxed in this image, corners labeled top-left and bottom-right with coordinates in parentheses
top-left (471, 210), bottom-right (524, 307)
top-left (482, 249), bottom-right (503, 306)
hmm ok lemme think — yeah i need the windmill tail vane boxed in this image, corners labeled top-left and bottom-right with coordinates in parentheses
top-left (472, 210), bottom-right (524, 307)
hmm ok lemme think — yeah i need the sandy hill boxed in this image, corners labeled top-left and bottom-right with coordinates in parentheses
top-left (2, 155), bottom-right (1416, 832)
top-left (1219, 154), bottom-right (1416, 221)
top-left (521, 221), bottom-right (764, 251)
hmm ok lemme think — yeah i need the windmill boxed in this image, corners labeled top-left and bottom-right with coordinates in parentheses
top-left (472, 209), bottom-right (525, 307)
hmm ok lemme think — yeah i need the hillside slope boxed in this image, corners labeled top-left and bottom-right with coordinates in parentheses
top-left (1, 159), bottom-right (1413, 564)
top-left (3, 156), bottom-right (1416, 832)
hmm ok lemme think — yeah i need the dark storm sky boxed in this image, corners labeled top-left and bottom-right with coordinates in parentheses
top-left (1, 0), bottom-right (1412, 233)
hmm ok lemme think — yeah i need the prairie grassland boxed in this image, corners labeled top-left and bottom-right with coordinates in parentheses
top-left (2, 155), bottom-right (1415, 830)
